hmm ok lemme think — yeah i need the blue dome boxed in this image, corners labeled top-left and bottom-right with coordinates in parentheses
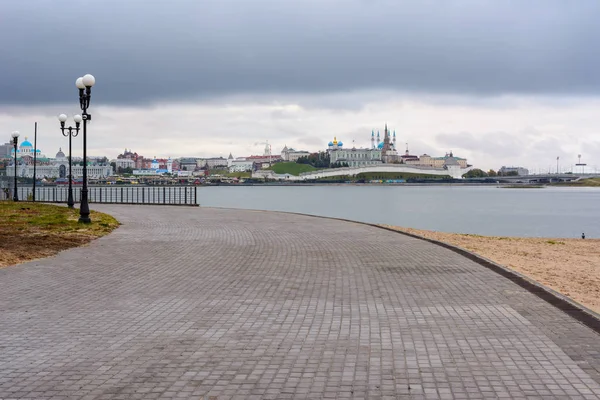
top-left (20, 140), bottom-right (32, 147)
top-left (338, 141), bottom-right (343, 147)
top-left (328, 141), bottom-right (334, 146)
top-left (377, 142), bottom-right (384, 149)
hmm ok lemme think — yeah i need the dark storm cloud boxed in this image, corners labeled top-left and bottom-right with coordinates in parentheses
top-left (1, 0), bottom-right (599, 105)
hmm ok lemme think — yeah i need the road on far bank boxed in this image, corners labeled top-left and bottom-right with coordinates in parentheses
top-left (0, 205), bottom-right (598, 399)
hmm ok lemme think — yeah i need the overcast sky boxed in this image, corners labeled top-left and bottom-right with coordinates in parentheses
top-left (1, 0), bottom-right (599, 171)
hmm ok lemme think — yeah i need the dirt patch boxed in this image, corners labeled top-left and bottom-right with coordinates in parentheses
top-left (0, 202), bottom-right (119, 268)
top-left (381, 225), bottom-right (600, 314)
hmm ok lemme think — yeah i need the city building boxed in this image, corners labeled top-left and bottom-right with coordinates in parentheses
top-left (201, 157), bottom-right (228, 169)
top-left (499, 166), bottom-right (529, 176)
top-left (114, 158), bottom-right (135, 170)
top-left (327, 137), bottom-right (383, 167)
top-left (1, 139), bottom-right (15, 158)
top-left (179, 157), bottom-right (200, 171)
top-left (116, 148), bottom-right (145, 169)
top-left (229, 160), bottom-right (255, 173)
top-left (405, 152), bottom-right (468, 169)
top-left (327, 126), bottom-right (470, 170)
top-left (281, 145), bottom-right (310, 162)
top-left (6, 140), bottom-right (112, 179)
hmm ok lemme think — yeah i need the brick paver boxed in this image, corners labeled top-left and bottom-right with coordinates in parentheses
top-left (0, 205), bottom-right (599, 399)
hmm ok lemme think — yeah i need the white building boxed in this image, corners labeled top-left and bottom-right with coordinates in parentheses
top-left (203, 157), bottom-right (228, 169)
top-left (113, 158), bottom-right (135, 170)
top-left (281, 145), bottom-right (311, 162)
top-left (229, 160), bottom-right (255, 173)
top-left (7, 148), bottom-right (112, 179)
top-left (327, 137), bottom-right (383, 167)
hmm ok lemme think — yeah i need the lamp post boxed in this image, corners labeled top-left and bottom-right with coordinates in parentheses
top-left (58, 114), bottom-right (82, 208)
top-left (11, 131), bottom-right (19, 201)
top-left (75, 74), bottom-right (95, 223)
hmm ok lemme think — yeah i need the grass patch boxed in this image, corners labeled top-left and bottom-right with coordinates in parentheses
top-left (226, 171), bottom-right (252, 178)
top-left (0, 202), bottom-right (119, 268)
top-left (271, 162), bottom-right (317, 176)
top-left (552, 178), bottom-right (600, 187)
top-left (546, 240), bottom-right (565, 245)
top-left (357, 171), bottom-right (453, 180)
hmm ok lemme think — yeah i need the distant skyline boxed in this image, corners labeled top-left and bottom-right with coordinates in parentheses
top-left (1, 0), bottom-right (599, 171)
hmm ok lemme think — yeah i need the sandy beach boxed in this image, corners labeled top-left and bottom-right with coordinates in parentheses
top-left (381, 225), bottom-right (600, 314)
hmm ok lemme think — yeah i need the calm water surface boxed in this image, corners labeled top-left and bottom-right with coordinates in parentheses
top-left (197, 185), bottom-right (600, 238)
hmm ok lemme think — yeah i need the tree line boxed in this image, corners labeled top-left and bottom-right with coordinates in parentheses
top-left (462, 168), bottom-right (518, 178)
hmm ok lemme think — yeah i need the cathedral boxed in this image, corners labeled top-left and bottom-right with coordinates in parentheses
top-left (6, 137), bottom-right (112, 179)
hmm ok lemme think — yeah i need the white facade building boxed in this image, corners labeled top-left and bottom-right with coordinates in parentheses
top-left (229, 160), bottom-right (255, 172)
top-left (327, 137), bottom-right (383, 167)
top-left (114, 158), bottom-right (135, 170)
top-left (6, 141), bottom-right (112, 179)
top-left (281, 145), bottom-right (310, 162)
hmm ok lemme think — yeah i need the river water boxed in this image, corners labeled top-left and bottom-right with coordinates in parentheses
top-left (197, 185), bottom-right (600, 238)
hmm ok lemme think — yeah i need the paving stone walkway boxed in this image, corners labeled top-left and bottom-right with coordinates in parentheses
top-left (0, 206), bottom-right (599, 400)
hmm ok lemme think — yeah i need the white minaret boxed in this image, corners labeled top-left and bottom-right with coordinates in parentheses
top-left (167, 157), bottom-right (173, 173)
top-left (371, 130), bottom-right (375, 149)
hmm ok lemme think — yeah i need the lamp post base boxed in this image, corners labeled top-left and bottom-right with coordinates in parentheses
top-left (67, 187), bottom-right (74, 209)
top-left (78, 189), bottom-right (91, 224)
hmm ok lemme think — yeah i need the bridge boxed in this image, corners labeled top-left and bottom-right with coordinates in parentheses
top-left (254, 163), bottom-right (472, 181)
top-left (472, 173), bottom-right (600, 183)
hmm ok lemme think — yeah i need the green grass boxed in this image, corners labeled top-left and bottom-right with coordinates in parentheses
top-left (226, 171), bottom-right (252, 178)
top-left (357, 172), bottom-right (452, 180)
top-left (271, 162), bottom-right (317, 176)
top-left (553, 178), bottom-right (600, 187)
top-left (0, 202), bottom-right (119, 267)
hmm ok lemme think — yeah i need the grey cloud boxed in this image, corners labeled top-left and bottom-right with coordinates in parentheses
top-left (435, 130), bottom-right (585, 171)
top-left (436, 131), bottom-right (522, 157)
top-left (1, 0), bottom-right (600, 105)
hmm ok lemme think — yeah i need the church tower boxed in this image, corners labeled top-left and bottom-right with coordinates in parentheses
top-left (381, 124), bottom-right (398, 163)
top-left (382, 124), bottom-right (391, 151)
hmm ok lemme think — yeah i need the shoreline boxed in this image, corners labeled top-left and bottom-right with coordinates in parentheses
top-left (381, 225), bottom-right (600, 314)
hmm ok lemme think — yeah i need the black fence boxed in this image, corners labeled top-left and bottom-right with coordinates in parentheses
top-left (9, 185), bottom-right (198, 206)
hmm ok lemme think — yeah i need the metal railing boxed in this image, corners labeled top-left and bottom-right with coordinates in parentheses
top-left (11, 185), bottom-right (199, 206)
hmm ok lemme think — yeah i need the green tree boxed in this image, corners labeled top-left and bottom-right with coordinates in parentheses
top-left (487, 169), bottom-right (497, 177)
top-left (296, 152), bottom-right (330, 168)
top-left (462, 168), bottom-right (488, 178)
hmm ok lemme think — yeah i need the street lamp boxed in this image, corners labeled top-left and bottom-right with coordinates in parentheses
top-left (11, 131), bottom-right (19, 201)
top-left (58, 114), bottom-right (82, 208)
top-left (75, 74), bottom-right (95, 223)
